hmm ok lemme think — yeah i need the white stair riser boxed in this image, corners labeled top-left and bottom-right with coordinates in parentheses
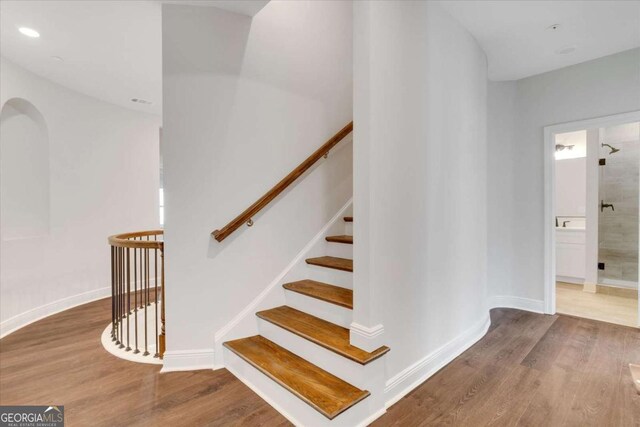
top-left (284, 289), bottom-right (352, 328)
top-left (345, 222), bottom-right (353, 235)
top-left (325, 241), bottom-right (353, 259)
top-left (304, 264), bottom-right (353, 289)
top-left (224, 347), bottom-right (377, 427)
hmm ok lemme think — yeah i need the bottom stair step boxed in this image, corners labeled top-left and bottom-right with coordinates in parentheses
top-left (224, 335), bottom-right (370, 420)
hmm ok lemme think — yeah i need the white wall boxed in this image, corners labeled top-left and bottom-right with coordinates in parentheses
top-left (162, 1), bottom-right (353, 358)
top-left (555, 157), bottom-right (586, 216)
top-left (0, 58), bottom-right (160, 336)
top-left (488, 48), bottom-right (640, 300)
top-left (353, 0), bottom-right (489, 396)
top-left (487, 80), bottom-right (517, 298)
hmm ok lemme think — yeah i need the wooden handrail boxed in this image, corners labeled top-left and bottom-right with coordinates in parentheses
top-left (108, 230), bottom-right (164, 249)
top-left (212, 121), bottom-right (353, 242)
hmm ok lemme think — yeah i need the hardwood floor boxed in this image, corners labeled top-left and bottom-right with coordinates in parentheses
top-left (1, 300), bottom-right (638, 426)
top-left (373, 309), bottom-right (640, 426)
top-left (0, 298), bottom-right (288, 427)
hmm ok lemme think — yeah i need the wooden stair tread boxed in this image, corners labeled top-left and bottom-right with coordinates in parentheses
top-left (257, 306), bottom-right (389, 364)
top-left (326, 235), bottom-right (353, 244)
top-left (224, 335), bottom-right (369, 419)
top-left (306, 256), bottom-right (353, 272)
top-left (283, 280), bottom-right (353, 309)
top-left (343, 216), bottom-right (353, 222)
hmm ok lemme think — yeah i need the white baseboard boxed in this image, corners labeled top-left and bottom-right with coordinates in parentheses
top-left (349, 322), bottom-right (385, 353)
top-left (384, 314), bottom-right (491, 408)
top-left (488, 295), bottom-right (545, 314)
top-left (600, 278), bottom-right (638, 289)
top-left (0, 286), bottom-right (111, 339)
top-left (358, 408), bottom-right (387, 427)
top-left (160, 349), bottom-right (217, 372)
top-left (556, 275), bottom-right (584, 285)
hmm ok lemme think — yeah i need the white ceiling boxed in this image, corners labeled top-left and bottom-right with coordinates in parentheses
top-left (1, 1), bottom-right (163, 115)
top-left (440, 0), bottom-right (640, 81)
top-left (0, 1), bottom-right (268, 116)
top-left (2, 0), bottom-right (639, 114)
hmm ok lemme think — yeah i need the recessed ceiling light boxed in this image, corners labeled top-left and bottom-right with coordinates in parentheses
top-left (18, 27), bottom-right (40, 38)
top-left (555, 46), bottom-right (576, 55)
top-left (131, 98), bottom-right (152, 105)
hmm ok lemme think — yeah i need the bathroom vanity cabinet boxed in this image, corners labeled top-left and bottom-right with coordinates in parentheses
top-left (556, 228), bottom-right (586, 281)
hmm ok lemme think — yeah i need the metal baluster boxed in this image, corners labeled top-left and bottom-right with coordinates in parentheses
top-left (135, 237), bottom-right (144, 311)
top-left (114, 246), bottom-right (120, 345)
top-left (139, 240), bottom-right (143, 353)
top-left (111, 246), bottom-right (115, 341)
top-left (132, 245), bottom-right (138, 354)
top-left (125, 248), bottom-right (132, 351)
top-left (159, 247), bottom-right (165, 358)
top-left (145, 236), bottom-right (149, 307)
top-left (143, 247), bottom-right (149, 356)
top-left (121, 247), bottom-right (125, 348)
top-left (154, 246), bottom-right (159, 358)
top-left (118, 248), bottom-right (124, 348)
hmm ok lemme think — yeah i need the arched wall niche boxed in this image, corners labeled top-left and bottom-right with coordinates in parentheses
top-left (0, 97), bottom-right (50, 240)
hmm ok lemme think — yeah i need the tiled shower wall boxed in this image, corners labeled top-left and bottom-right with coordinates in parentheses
top-left (598, 131), bottom-right (639, 285)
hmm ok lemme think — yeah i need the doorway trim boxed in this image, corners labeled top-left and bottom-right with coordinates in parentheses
top-left (543, 110), bottom-right (640, 325)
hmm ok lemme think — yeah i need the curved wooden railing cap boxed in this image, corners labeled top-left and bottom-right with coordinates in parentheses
top-left (108, 230), bottom-right (164, 249)
top-left (212, 121), bottom-right (353, 242)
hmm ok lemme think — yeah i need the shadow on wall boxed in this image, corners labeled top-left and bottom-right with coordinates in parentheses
top-left (0, 98), bottom-right (50, 240)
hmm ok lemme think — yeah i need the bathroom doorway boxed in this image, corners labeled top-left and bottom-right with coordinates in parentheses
top-left (544, 111), bottom-right (640, 327)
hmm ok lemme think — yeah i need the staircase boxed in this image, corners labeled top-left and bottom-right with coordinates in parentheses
top-left (223, 216), bottom-right (390, 425)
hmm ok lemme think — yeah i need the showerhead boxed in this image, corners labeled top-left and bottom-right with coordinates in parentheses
top-left (602, 143), bottom-right (620, 155)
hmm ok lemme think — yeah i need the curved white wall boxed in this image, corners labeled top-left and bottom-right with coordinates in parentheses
top-left (353, 1), bottom-right (490, 402)
top-left (0, 58), bottom-right (160, 336)
top-left (1, 98), bottom-right (50, 239)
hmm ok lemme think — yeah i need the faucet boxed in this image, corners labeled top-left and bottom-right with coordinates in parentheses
top-left (562, 220), bottom-right (571, 228)
top-left (600, 200), bottom-right (615, 212)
